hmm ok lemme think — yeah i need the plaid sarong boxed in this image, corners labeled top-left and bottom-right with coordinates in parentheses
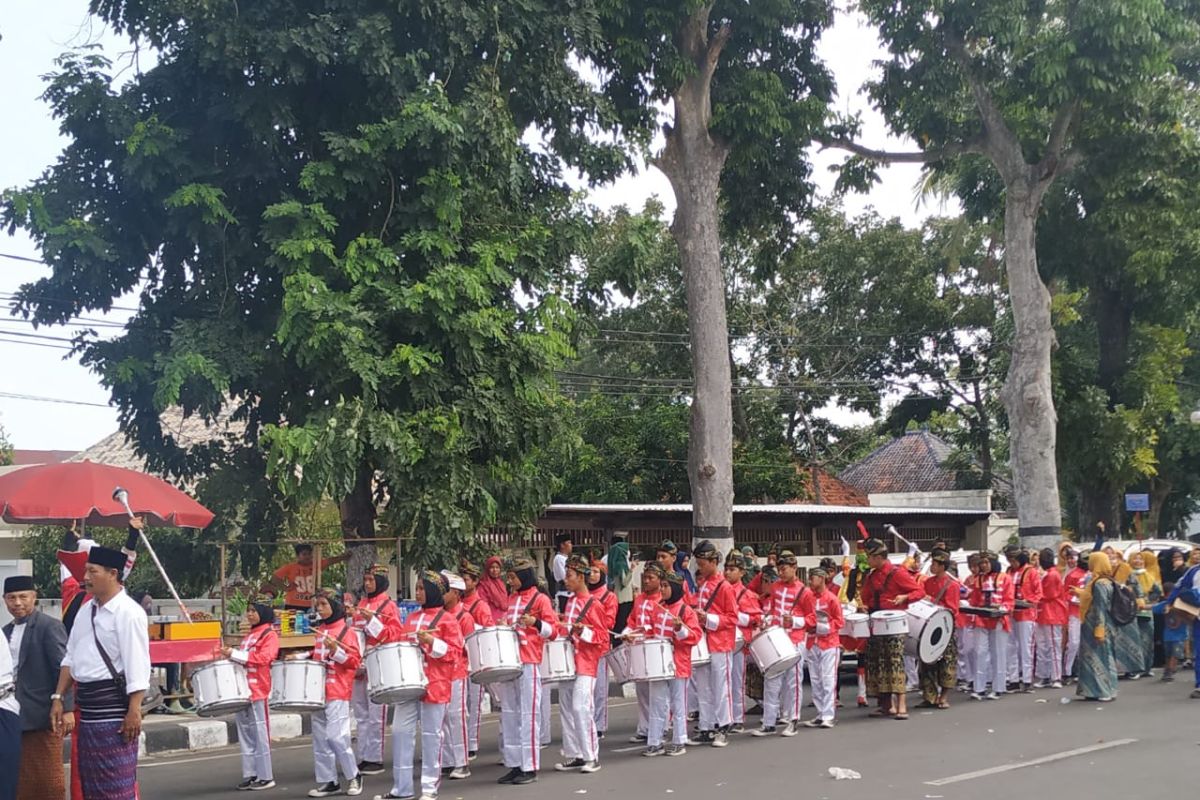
top-left (76, 680), bottom-right (138, 800)
top-left (18, 728), bottom-right (65, 800)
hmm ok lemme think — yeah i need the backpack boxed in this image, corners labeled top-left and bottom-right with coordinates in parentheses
top-left (1109, 581), bottom-right (1137, 626)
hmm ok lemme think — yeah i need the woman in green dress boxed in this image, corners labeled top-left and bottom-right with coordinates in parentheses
top-left (1131, 551), bottom-right (1163, 677)
top-left (1111, 556), bottom-right (1146, 678)
top-left (1076, 551), bottom-right (1118, 701)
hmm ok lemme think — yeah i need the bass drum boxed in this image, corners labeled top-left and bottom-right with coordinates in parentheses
top-left (191, 660), bottom-right (251, 718)
top-left (903, 600), bottom-right (955, 664)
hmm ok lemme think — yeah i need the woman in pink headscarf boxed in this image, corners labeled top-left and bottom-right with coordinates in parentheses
top-left (478, 556), bottom-right (511, 623)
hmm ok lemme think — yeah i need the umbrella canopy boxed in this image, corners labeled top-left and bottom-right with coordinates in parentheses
top-left (0, 460), bottom-right (214, 528)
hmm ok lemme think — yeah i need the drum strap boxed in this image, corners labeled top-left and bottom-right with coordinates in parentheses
top-left (336, 620), bottom-right (354, 643)
top-left (933, 578), bottom-right (953, 606)
top-left (869, 568), bottom-right (898, 614)
top-left (788, 585), bottom-right (809, 613)
top-left (701, 580), bottom-right (725, 613)
top-left (468, 598), bottom-right (484, 619)
top-left (569, 596), bottom-right (598, 628)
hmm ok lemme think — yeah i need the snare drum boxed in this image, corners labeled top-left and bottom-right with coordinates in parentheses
top-left (466, 627), bottom-right (523, 684)
top-left (608, 644), bottom-right (632, 684)
top-left (869, 610), bottom-right (909, 637)
top-left (748, 625), bottom-right (802, 679)
top-left (365, 642), bottom-right (427, 703)
top-left (269, 659), bottom-right (325, 711)
top-left (690, 634), bottom-right (711, 667)
top-left (626, 638), bottom-right (675, 682)
top-left (539, 639), bottom-right (576, 683)
top-left (192, 660), bottom-right (251, 718)
top-left (903, 600), bottom-right (954, 664)
top-left (841, 613), bottom-right (870, 639)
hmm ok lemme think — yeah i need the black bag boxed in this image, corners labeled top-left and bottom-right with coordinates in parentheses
top-left (1109, 581), bottom-right (1138, 626)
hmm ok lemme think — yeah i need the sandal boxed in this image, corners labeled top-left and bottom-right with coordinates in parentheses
top-left (868, 708), bottom-right (893, 718)
top-left (936, 700), bottom-right (951, 709)
top-left (893, 713), bottom-right (909, 720)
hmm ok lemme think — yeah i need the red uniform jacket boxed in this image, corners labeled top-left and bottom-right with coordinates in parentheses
top-left (449, 603), bottom-right (477, 681)
top-left (313, 619), bottom-right (361, 702)
top-left (810, 588), bottom-right (845, 650)
top-left (403, 606), bottom-right (465, 704)
top-left (861, 561), bottom-right (926, 613)
top-left (656, 598), bottom-right (701, 679)
top-left (555, 590), bottom-right (609, 678)
top-left (732, 583), bottom-right (763, 645)
top-left (230, 624), bottom-right (280, 702)
top-left (1012, 564), bottom-right (1042, 623)
top-left (502, 587), bottom-right (557, 665)
top-left (694, 573), bottom-right (738, 653)
top-left (969, 572), bottom-right (1015, 632)
top-left (356, 591), bottom-right (403, 647)
top-left (464, 593), bottom-right (495, 627)
top-left (590, 585), bottom-right (619, 655)
top-left (1064, 567), bottom-right (1087, 619)
top-left (923, 573), bottom-right (963, 628)
top-left (764, 579), bottom-right (816, 646)
top-left (625, 591), bottom-right (666, 635)
top-left (1037, 568), bottom-right (1068, 626)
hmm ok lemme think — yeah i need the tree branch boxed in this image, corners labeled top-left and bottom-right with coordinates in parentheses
top-left (944, 31), bottom-right (1022, 166)
top-left (1045, 99), bottom-right (1081, 160)
top-left (821, 136), bottom-right (984, 164)
top-left (704, 22), bottom-right (732, 78)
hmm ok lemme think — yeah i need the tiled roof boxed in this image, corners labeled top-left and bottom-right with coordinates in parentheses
top-left (787, 466), bottom-right (870, 506)
top-left (69, 406), bottom-right (244, 474)
top-left (12, 449), bottom-right (76, 465)
top-left (838, 429), bottom-right (960, 494)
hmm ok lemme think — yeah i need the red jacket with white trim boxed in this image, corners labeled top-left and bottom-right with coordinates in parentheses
top-left (555, 589), bottom-right (609, 678)
top-left (464, 593), bottom-right (495, 627)
top-left (1012, 564), bottom-right (1042, 623)
top-left (355, 592), bottom-right (403, 647)
top-left (764, 579), bottom-right (816, 646)
top-left (694, 573), bottom-right (738, 653)
top-left (402, 606), bottom-right (465, 704)
top-left (230, 624), bottom-right (280, 701)
top-left (502, 587), bottom-right (557, 665)
top-left (313, 619), bottom-right (361, 702)
top-left (1037, 568), bottom-right (1068, 626)
top-left (658, 597), bottom-right (701, 679)
top-left (449, 603), bottom-right (477, 680)
top-left (810, 588), bottom-right (844, 650)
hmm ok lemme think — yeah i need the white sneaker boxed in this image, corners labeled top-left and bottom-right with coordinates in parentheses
top-left (580, 761), bottom-right (601, 774)
top-left (1051, 681), bottom-right (1063, 689)
top-left (985, 691), bottom-right (1000, 700)
top-left (803, 718), bottom-right (822, 728)
top-left (448, 767), bottom-right (470, 780)
top-left (819, 718), bottom-right (835, 729)
top-left (346, 775), bottom-right (364, 797)
top-left (780, 720), bottom-right (799, 737)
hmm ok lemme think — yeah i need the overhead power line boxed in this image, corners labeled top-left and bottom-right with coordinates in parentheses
top-left (0, 390), bottom-right (111, 408)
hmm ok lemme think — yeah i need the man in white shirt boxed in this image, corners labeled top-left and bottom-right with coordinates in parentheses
top-left (51, 546), bottom-right (151, 800)
top-left (552, 533), bottom-right (574, 612)
top-left (0, 618), bottom-right (19, 800)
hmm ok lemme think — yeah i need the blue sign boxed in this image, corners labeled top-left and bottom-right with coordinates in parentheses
top-left (1125, 494), bottom-right (1150, 512)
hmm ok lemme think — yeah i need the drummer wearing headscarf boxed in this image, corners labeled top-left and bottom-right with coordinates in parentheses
top-left (916, 549), bottom-right (959, 710)
top-left (303, 590), bottom-right (362, 797)
top-left (642, 572), bottom-right (701, 757)
top-left (458, 562), bottom-right (493, 761)
top-left (723, 552), bottom-right (762, 732)
top-left (440, 572), bottom-right (475, 780)
top-left (622, 562), bottom-right (668, 744)
top-left (585, 564), bottom-right (618, 740)
top-left (967, 549), bottom-right (1014, 700)
top-left (350, 565), bottom-right (400, 776)
top-left (379, 572), bottom-right (463, 800)
top-left (551, 556), bottom-right (609, 774)
top-left (804, 567), bottom-right (844, 728)
top-left (496, 557), bottom-right (557, 786)
top-left (220, 603), bottom-right (280, 790)
top-left (859, 538), bottom-right (925, 720)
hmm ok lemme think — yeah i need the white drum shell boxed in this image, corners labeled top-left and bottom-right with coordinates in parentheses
top-left (608, 644), bottom-right (632, 684)
top-left (366, 642), bottom-right (428, 703)
top-left (269, 660), bottom-right (325, 711)
top-left (903, 600), bottom-right (955, 664)
top-left (870, 610), bottom-right (909, 637)
top-left (466, 627), bottom-right (523, 684)
top-left (749, 626), bottom-right (802, 679)
top-left (627, 638), bottom-right (675, 682)
top-left (734, 627), bottom-right (745, 653)
top-left (192, 660), bottom-right (251, 717)
top-left (539, 639), bottom-right (577, 683)
top-left (691, 634), bottom-right (711, 666)
top-left (841, 613), bottom-right (870, 639)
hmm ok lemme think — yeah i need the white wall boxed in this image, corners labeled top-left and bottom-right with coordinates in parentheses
top-left (868, 489), bottom-right (993, 512)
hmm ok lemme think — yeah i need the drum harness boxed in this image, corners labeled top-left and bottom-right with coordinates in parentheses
top-left (867, 568), bottom-right (898, 615)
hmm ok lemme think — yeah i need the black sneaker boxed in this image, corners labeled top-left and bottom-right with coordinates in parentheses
top-left (359, 761), bottom-right (386, 776)
top-left (498, 768), bottom-right (522, 785)
top-left (512, 771), bottom-right (538, 785)
top-left (554, 758), bottom-right (586, 772)
top-left (750, 726), bottom-right (776, 737)
top-left (596, 730), bottom-right (605, 740)
top-left (307, 783), bottom-right (340, 798)
top-left (237, 778), bottom-right (257, 791)
top-left (665, 744), bottom-right (687, 756)
top-left (711, 729), bottom-right (728, 748)
top-left (729, 723), bottom-right (745, 734)
top-left (642, 745), bottom-right (665, 757)
top-left (249, 780), bottom-right (275, 792)
top-left (686, 711), bottom-right (699, 722)
top-left (693, 730), bottom-right (714, 744)
top-left (468, 750), bottom-right (477, 761)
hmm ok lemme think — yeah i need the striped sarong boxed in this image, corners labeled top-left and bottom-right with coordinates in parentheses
top-left (76, 680), bottom-right (138, 800)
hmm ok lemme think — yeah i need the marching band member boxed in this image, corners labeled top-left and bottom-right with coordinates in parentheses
top-left (804, 567), bottom-right (844, 728)
top-left (553, 556), bottom-right (608, 774)
top-left (643, 572), bottom-right (701, 757)
top-left (459, 562), bottom-right (493, 760)
top-left (752, 550), bottom-right (813, 736)
top-left (957, 554), bottom-right (980, 691)
top-left (1009, 549), bottom-right (1042, 692)
top-left (375, 572), bottom-right (462, 800)
top-left (352, 566), bottom-right (402, 776)
top-left (496, 558), bottom-right (558, 786)
top-left (440, 572), bottom-right (474, 781)
top-left (859, 539), bottom-right (924, 720)
top-left (723, 552), bottom-right (762, 732)
top-left (840, 540), bottom-right (871, 707)
top-left (969, 552), bottom-right (1014, 700)
top-left (585, 565), bottom-right (618, 740)
top-left (306, 592), bottom-right (363, 797)
top-left (1034, 548), bottom-right (1067, 689)
top-left (1062, 548), bottom-right (1087, 682)
top-left (623, 564), bottom-right (668, 744)
top-left (691, 540), bottom-right (739, 747)
top-left (221, 603), bottom-right (280, 791)
top-left (917, 549), bottom-right (959, 710)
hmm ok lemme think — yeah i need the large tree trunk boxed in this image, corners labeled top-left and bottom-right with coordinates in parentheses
top-left (1077, 481), bottom-right (1121, 537)
top-left (1093, 283), bottom-right (1132, 400)
top-left (655, 6), bottom-right (735, 555)
top-left (998, 184), bottom-right (1063, 550)
top-left (1146, 476), bottom-right (1171, 536)
top-left (339, 463), bottom-right (378, 595)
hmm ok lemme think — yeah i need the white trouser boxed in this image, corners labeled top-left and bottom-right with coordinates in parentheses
top-left (442, 678), bottom-right (469, 768)
top-left (973, 627), bottom-right (1009, 693)
top-left (904, 655), bottom-right (919, 690)
top-left (762, 646), bottom-right (805, 728)
top-left (559, 675), bottom-right (598, 762)
top-left (350, 677), bottom-right (386, 764)
top-left (958, 627), bottom-right (973, 682)
top-left (540, 679), bottom-right (553, 745)
top-left (592, 655), bottom-right (609, 733)
top-left (391, 700), bottom-right (446, 798)
top-left (647, 677), bottom-right (689, 747)
top-left (687, 674), bottom-right (699, 713)
top-left (1064, 616), bottom-right (1081, 677)
top-left (697, 650), bottom-right (735, 731)
top-left (807, 646), bottom-right (838, 722)
top-left (235, 699), bottom-right (273, 781)
top-left (497, 664), bottom-right (542, 773)
top-left (1012, 620), bottom-right (1036, 685)
top-left (635, 681), bottom-right (650, 735)
top-left (1035, 624), bottom-right (1064, 682)
top-left (730, 649), bottom-right (746, 724)
top-left (467, 680), bottom-right (485, 752)
top-left (312, 699), bottom-right (358, 785)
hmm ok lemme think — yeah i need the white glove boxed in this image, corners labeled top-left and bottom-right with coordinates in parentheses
top-left (816, 622), bottom-right (830, 636)
top-left (840, 537), bottom-right (851, 558)
top-left (907, 541), bottom-right (919, 558)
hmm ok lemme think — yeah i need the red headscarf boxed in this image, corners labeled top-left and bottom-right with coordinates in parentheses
top-left (478, 556), bottom-right (511, 622)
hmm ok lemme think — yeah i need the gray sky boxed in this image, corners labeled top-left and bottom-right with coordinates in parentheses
top-left (0, 3), bottom-right (949, 451)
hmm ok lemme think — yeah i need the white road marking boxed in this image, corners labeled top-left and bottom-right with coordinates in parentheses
top-left (924, 738), bottom-right (1138, 786)
top-left (610, 745), bottom-right (645, 753)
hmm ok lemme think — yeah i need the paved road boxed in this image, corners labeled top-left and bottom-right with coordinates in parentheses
top-left (138, 680), bottom-right (1197, 800)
